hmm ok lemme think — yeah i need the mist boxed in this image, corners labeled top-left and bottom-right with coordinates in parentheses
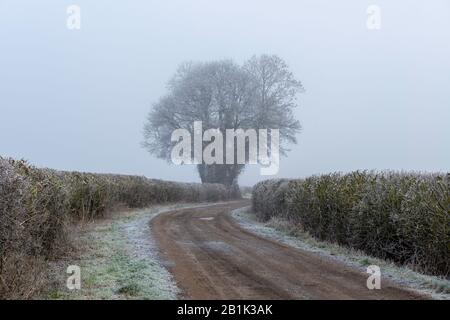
top-left (1, 0), bottom-right (449, 186)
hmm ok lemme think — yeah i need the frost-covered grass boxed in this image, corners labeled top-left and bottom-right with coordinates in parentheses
top-left (46, 203), bottom-right (221, 300)
top-left (232, 206), bottom-right (450, 300)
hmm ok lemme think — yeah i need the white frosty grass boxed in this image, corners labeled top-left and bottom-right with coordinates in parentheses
top-left (48, 202), bottom-right (222, 300)
top-left (232, 206), bottom-right (450, 300)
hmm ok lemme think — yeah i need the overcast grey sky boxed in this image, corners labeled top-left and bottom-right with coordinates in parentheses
top-left (1, 0), bottom-right (449, 186)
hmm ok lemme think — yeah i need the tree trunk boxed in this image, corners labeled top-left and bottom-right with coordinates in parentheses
top-left (197, 164), bottom-right (243, 197)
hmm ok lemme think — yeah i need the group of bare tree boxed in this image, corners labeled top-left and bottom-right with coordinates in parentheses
top-left (143, 55), bottom-right (303, 187)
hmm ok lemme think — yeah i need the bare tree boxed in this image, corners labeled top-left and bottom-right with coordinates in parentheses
top-left (143, 55), bottom-right (303, 187)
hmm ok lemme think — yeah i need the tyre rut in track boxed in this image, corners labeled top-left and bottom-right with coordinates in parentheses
top-left (150, 201), bottom-right (428, 300)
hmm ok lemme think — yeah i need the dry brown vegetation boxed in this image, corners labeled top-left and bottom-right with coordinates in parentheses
top-left (0, 157), bottom-right (236, 299)
top-left (252, 172), bottom-right (449, 278)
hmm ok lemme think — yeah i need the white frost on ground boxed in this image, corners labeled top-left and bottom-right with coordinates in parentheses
top-left (48, 202), bottom-right (223, 300)
top-left (232, 206), bottom-right (450, 300)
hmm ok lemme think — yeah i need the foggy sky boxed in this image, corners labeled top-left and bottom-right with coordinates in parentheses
top-left (1, 0), bottom-right (449, 186)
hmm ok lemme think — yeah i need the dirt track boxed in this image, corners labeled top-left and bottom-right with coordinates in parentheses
top-left (151, 201), bottom-right (427, 300)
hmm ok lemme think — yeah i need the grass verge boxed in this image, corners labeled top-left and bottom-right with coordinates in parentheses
top-left (45, 203), bottom-right (220, 300)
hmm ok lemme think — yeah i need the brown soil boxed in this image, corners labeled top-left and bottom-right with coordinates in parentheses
top-left (151, 201), bottom-right (429, 300)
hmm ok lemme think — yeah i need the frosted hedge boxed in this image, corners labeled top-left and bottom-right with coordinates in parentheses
top-left (252, 172), bottom-right (449, 277)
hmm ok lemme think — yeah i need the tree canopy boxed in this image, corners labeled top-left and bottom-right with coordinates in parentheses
top-left (143, 54), bottom-right (303, 186)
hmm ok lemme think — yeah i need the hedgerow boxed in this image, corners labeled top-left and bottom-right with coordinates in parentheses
top-left (0, 157), bottom-right (235, 298)
top-left (252, 171), bottom-right (450, 277)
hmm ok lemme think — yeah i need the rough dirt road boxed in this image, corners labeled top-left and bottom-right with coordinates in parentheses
top-left (151, 201), bottom-right (427, 300)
